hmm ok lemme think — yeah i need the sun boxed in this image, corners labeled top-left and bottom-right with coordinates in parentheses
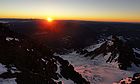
top-left (47, 17), bottom-right (53, 22)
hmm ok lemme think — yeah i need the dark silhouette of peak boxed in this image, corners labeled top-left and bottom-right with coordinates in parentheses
top-left (85, 35), bottom-right (140, 70)
top-left (0, 23), bottom-right (89, 84)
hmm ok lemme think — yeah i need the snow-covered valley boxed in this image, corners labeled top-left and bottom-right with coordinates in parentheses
top-left (55, 43), bottom-right (140, 84)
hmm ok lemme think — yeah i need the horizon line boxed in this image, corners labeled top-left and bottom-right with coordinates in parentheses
top-left (0, 17), bottom-right (140, 24)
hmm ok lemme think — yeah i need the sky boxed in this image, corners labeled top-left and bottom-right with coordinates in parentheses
top-left (0, 0), bottom-right (140, 22)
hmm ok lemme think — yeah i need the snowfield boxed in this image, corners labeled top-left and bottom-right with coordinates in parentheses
top-left (55, 43), bottom-right (140, 84)
top-left (0, 64), bottom-right (17, 84)
top-left (1, 42), bottom-right (140, 84)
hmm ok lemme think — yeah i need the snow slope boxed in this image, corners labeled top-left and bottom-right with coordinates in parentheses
top-left (54, 43), bottom-right (140, 84)
top-left (0, 64), bottom-right (17, 84)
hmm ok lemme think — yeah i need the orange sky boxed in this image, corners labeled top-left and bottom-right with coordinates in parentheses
top-left (0, 0), bottom-right (140, 23)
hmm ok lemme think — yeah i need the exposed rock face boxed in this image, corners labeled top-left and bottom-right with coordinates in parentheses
top-left (0, 23), bottom-right (89, 84)
top-left (114, 73), bottom-right (140, 84)
top-left (85, 35), bottom-right (140, 70)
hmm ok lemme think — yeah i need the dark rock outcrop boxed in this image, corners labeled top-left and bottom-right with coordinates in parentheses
top-left (0, 23), bottom-right (89, 84)
top-left (115, 73), bottom-right (140, 84)
top-left (85, 35), bottom-right (140, 70)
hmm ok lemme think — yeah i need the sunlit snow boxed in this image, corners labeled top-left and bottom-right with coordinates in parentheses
top-left (55, 43), bottom-right (140, 84)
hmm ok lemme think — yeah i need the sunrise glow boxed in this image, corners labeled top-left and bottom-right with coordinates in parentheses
top-left (0, 0), bottom-right (140, 23)
top-left (47, 17), bottom-right (53, 22)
